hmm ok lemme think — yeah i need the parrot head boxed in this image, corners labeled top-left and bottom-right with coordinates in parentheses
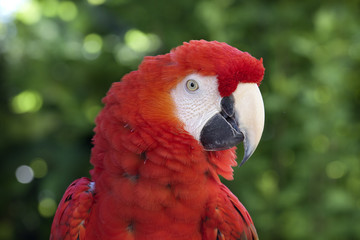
top-left (101, 40), bottom-right (265, 168)
top-left (169, 41), bottom-right (265, 165)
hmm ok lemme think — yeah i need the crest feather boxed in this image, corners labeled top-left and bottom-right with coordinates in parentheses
top-left (171, 40), bottom-right (265, 96)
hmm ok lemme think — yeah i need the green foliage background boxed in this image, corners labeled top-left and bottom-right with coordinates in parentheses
top-left (1, 0), bottom-right (359, 239)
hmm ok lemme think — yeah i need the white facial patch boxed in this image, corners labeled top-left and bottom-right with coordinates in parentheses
top-left (170, 73), bottom-right (222, 141)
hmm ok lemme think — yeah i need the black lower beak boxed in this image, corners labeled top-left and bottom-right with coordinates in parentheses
top-left (200, 96), bottom-right (244, 151)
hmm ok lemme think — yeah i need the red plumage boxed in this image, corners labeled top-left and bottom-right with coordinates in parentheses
top-left (170, 40), bottom-right (264, 96)
top-left (51, 40), bottom-right (263, 240)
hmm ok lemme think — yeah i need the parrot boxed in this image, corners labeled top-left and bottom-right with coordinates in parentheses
top-left (50, 40), bottom-right (265, 240)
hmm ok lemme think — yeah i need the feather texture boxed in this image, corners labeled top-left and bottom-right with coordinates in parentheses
top-left (50, 177), bottom-right (95, 240)
top-left (51, 40), bottom-right (263, 240)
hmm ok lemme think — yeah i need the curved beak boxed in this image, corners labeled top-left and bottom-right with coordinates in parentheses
top-left (200, 83), bottom-right (265, 165)
top-left (234, 83), bottom-right (265, 165)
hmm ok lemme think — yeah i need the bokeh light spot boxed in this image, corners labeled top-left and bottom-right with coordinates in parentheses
top-left (83, 33), bottom-right (103, 54)
top-left (38, 198), bottom-right (57, 218)
top-left (16, 0), bottom-right (41, 25)
top-left (15, 165), bottom-right (34, 184)
top-left (41, 0), bottom-right (58, 17)
top-left (325, 188), bottom-right (353, 211)
top-left (37, 20), bottom-right (59, 41)
top-left (87, 0), bottom-right (106, 5)
top-left (326, 161), bottom-right (346, 179)
top-left (30, 158), bottom-right (48, 178)
top-left (11, 90), bottom-right (43, 114)
top-left (84, 104), bottom-right (102, 124)
top-left (57, 1), bottom-right (77, 21)
top-left (124, 29), bottom-right (161, 53)
top-left (257, 170), bottom-right (279, 198)
top-left (125, 29), bottom-right (149, 52)
top-left (314, 9), bottom-right (335, 36)
top-left (0, 0), bottom-right (28, 22)
top-left (311, 134), bottom-right (330, 153)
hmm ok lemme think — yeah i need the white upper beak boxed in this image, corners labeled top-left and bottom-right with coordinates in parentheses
top-left (233, 83), bottom-right (265, 165)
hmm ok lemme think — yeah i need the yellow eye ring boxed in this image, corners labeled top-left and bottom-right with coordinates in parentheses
top-left (186, 79), bottom-right (199, 92)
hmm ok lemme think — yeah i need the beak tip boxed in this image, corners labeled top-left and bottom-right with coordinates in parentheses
top-left (239, 142), bottom-right (255, 166)
top-left (239, 153), bottom-right (250, 167)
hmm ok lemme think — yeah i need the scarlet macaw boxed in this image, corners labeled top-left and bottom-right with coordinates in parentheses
top-left (50, 40), bottom-right (265, 240)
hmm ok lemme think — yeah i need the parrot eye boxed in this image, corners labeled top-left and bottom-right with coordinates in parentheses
top-left (186, 79), bottom-right (199, 92)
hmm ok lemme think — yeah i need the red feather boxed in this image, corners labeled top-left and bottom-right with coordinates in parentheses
top-left (51, 40), bottom-right (262, 239)
top-left (50, 177), bottom-right (95, 240)
top-left (170, 40), bottom-right (265, 96)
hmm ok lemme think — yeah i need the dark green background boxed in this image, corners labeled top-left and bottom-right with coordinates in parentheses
top-left (1, 0), bottom-right (359, 239)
